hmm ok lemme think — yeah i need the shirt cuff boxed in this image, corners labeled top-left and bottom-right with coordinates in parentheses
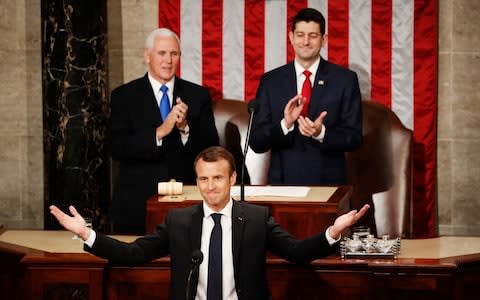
top-left (325, 226), bottom-right (341, 245)
top-left (84, 228), bottom-right (96, 248)
top-left (312, 124), bottom-right (326, 142)
top-left (179, 124), bottom-right (189, 145)
top-left (280, 118), bottom-right (295, 135)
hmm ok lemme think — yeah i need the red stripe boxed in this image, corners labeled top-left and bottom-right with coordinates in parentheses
top-left (158, 0), bottom-right (180, 32)
top-left (158, 0), bottom-right (181, 76)
top-left (413, 0), bottom-right (438, 238)
top-left (327, 0), bottom-right (349, 67)
top-left (202, 1), bottom-right (223, 101)
top-left (286, 0), bottom-right (308, 62)
top-left (371, 0), bottom-right (392, 108)
top-left (244, 1), bottom-right (265, 102)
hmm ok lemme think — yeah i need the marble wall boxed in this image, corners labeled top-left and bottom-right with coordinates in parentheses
top-left (0, 0), bottom-right (479, 236)
top-left (42, 0), bottom-right (109, 230)
top-left (0, 0), bottom-right (43, 229)
top-left (437, 0), bottom-right (480, 235)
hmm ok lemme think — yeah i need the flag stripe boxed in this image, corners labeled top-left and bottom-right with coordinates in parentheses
top-left (202, 0), bottom-right (223, 100)
top-left (391, 0), bottom-right (414, 129)
top-left (223, 0), bottom-right (244, 101)
top-left (244, 0), bottom-right (265, 101)
top-left (328, 0), bottom-right (350, 67)
top-left (158, 0), bottom-right (180, 37)
top-left (264, 1), bottom-right (286, 72)
top-left (348, 0), bottom-right (372, 100)
top-left (371, 0), bottom-right (392, 108)
top-left (179, 0), bottom-right (202, 83)
top-left (413, 0), bottom-right (438, 237)
top-left (158, 0), bottom-right (438, 238)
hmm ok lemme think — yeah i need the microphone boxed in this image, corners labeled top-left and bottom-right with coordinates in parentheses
top-left (240, 99), bottom-right (258, 202)
top-left (186, 250), bottom-right (203, 300)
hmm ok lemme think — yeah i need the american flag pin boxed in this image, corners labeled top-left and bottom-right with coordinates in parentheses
top-left (318, 80), bottom-right (325, 85)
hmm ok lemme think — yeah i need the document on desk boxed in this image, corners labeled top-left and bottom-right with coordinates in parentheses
top-left (230, 186), bottom-right (310, 198)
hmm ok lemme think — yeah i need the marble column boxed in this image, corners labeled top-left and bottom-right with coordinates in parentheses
top-left (42, 0), bottom-right (109, 231)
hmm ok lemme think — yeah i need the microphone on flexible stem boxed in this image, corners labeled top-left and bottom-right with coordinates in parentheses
top-left (185, 249), bottom-right (203, 300)
top-left (240, 99), bottom-right (258, 202)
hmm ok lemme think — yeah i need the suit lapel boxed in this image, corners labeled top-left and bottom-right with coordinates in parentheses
top-left (172, 76), bottom-right (183, 107)
top-left (141, 73), bottom-right (163, 124)
top-left (189, 204), bottom-right (204, 253)
top-left (310, 57), bottom-right (329, 119)
top-left (232, 200), bottom-right (246, 277)
top-left (285, 63), bottom-right (298, 102)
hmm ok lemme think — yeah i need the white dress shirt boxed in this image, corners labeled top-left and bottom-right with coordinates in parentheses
top-left (196, 199), bottom-right (238, 300)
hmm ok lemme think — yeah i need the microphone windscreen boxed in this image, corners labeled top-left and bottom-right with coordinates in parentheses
top-left (247, 99), bottom-right (258, 114)
top-left (191, 249), bottom-right (203, 264)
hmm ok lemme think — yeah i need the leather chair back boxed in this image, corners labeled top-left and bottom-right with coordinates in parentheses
top-left (213, 99), bottom-right (270, 185)
top-left (346, 101), bottom-right (413, 238)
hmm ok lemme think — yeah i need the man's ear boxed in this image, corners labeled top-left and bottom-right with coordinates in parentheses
top-left (322, 34), bottom-right (328, 48)
top-left (143, 48), bottom-right (150, 64)
top-left (288, 31), bottom-right (294, 45)
top-left (231, 171), bottom-right (237, 185)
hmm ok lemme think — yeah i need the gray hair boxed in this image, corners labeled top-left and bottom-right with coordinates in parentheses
top-left (145, 28), bottom-right (181, 50)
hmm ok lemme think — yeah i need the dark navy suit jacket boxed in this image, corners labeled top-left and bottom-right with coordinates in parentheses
top-left (250, 58), bottom-right (362, 185)
top-left (108, 74), bottom-right (219, 232)
top-left (87, 200), bottom-right (336, 300)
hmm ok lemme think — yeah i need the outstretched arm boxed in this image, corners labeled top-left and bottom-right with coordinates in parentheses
top-left (329, 204), bottom-right (370, 239)
top-left (49, 205), bottom-right (91, 241)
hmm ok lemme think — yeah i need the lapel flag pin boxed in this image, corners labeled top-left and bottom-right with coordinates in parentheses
top-left (318, 80), bottom-right (325, 85)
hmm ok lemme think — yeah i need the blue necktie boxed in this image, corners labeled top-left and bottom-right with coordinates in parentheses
top-left (159, 84), bottom-right (170, 121)
top-left (207, 213), bottom-right (222, 300)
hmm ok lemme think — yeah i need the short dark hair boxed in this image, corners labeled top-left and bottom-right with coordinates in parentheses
top-left (291, 8), bottom-right (326, 35)
top-left (194, 146), bottom-right (236, 175)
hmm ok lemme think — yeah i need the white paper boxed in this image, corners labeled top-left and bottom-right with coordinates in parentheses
top-left (230, 186), bottom-right (310, 198)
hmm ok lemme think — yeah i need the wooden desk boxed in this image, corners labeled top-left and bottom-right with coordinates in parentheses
top-left (1, 230), bottom-right (480, 300)
top-left (146, 185), bottom-right (352, 238)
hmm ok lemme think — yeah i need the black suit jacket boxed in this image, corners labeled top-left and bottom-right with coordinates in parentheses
top-left (87, 200), bottom-right (336, 300)
top-left (250, 58), bottom-right (362, 185)
top-left (108, 74), bottom-right (219, 232)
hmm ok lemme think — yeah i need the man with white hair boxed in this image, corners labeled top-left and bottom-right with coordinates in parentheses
top-left (108, 28), bottom-right (219, 234)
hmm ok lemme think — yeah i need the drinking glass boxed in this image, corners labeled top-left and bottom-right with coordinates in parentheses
top-left (352, 226), bottom-right (370, 239)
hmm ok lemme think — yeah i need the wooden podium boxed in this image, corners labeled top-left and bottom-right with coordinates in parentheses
top-left (146, 185), bottom-right (352, 237)
top-left (2, 230), bottom-right (480, 300)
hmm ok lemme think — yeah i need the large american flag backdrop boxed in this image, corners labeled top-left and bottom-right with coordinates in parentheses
top-left (158, 0), bottom-right (438, 238)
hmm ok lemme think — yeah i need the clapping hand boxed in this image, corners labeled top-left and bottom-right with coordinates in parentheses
top-left (284, 95), bottom-right (305, 128)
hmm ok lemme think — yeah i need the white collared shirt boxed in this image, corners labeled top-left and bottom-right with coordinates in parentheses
top-left (196, 199), bottom-right (238, 300)
top-left (293, 58), bottom-right (320, 95)
top-left (148, 73), bottom-right (175, 108)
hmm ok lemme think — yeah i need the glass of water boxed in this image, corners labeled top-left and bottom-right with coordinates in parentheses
top-left (352, 226), bottom-right (370, 239)
top-left (72, 217), bottom-right (93, 240)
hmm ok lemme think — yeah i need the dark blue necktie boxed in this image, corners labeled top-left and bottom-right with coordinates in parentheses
top-left (159, 84), bottom-right (170, 121)
top-left (207, 213), bottom-right (222, 300)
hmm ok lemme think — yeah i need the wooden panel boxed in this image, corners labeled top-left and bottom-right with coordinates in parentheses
top-left (267, 264), bottom-right (372, 300)
top-left (0, 243), bottom-right (25, 300)
top-left (2, 232), bottom-right (480, 300)
top-left (107, 261), bottom-right (171, 300)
